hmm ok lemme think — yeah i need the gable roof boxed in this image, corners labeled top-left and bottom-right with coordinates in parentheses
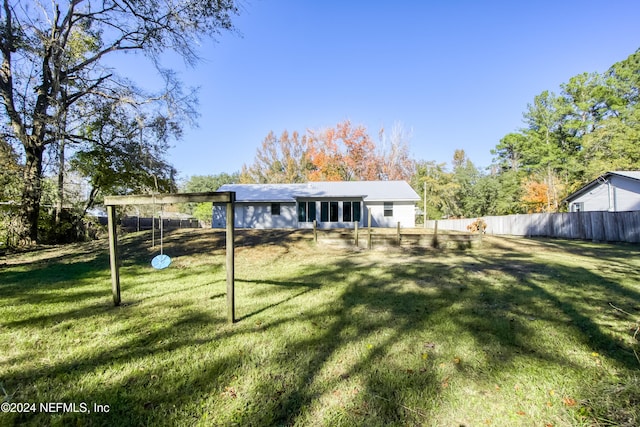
top-left (564, 171), bottom-right (640, 203)
top-left (217, 181), bottom-right (420, 203)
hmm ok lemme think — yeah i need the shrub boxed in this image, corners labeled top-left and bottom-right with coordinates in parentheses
top-left (467, 218), bottom-right (487, 233)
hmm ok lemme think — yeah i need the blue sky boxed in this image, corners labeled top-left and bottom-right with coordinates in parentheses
top-left (113, 0), bottom-right (640, 180)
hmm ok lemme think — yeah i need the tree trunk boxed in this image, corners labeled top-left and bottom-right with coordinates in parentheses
top-left (83, 186), bottom-right (100, 216)
top-left (56, 140), bottom-right (65, 224)
top-left (19, 143), bottom-right (45, 245)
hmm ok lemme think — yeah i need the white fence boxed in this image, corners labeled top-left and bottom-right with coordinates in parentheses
top-left (425, 211), bottom-right (640, 243)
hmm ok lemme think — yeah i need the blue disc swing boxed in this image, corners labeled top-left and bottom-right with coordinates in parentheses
top-left (151, 203), bottom-right (171, 269)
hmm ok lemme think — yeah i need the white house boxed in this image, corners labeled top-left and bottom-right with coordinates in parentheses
top-left (212, 181), bottom-right (420, 229)
top-left (564, 171), bottom-right (640, 212)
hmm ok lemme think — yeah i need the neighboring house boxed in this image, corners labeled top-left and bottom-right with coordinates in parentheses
top-left (213, 181), bottom-right (420, 229)
top-left (564, 171), bottom-right (640, 212)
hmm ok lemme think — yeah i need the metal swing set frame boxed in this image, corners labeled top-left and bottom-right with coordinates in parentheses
top-left (104, 191), bottom-right (237, 323)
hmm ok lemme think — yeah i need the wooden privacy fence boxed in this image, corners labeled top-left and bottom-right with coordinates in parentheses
top-left (425, 211), bottom-right (640, 243)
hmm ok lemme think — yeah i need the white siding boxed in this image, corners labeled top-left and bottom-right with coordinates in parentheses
top-left (570, 176), bottom-right (640, 212)
top-left (612, 175), bottom-right (640, 211)
top-left (212, 202), bottom-right (297, 228)
top-left (365, 201), bottom-right (416, 228)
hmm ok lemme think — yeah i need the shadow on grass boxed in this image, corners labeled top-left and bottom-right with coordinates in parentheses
top-left (1, 233), bottom-right (639, 426)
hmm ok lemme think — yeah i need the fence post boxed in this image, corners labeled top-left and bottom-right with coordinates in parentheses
top-left (368, 209), bottom-right (372, 250)
top-left (432, 220), bottom-right (439, 247)
top-left (354, 222), bottom-right (359, 248)
top-left (313, 220), bottom-right (317, 243)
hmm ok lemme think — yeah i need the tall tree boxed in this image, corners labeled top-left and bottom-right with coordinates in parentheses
top-left (451, 149), bottom-right (480, 217)
top-left (377, 122), bottom-right (415, 181)
top-left (492, 132), bottom-right (527, 172)
top-left (241, 130), bottom-right (311, 183)
top-left (306, 126), bottom-right (346, 181)
top-left (70, 111), bottom-right (179, 214)
top-left (306, 120), bottom-right (380, 181)
top-left (578, 49), bottom-right (640, 180)
top-left (411, 160), bottom-right (458, 220)
top-left (180, 172), bottom-right (239, 224)
top-left (0, 0), bottom-right (239, 244)
top-left (521, 90), bottom-right (566, 211)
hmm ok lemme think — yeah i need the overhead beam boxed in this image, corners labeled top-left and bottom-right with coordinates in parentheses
top-left (104, 191), bottom-right (235, 206)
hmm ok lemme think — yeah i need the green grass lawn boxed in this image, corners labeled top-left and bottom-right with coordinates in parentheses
top-left (1, 229), bottom-right (639, 426)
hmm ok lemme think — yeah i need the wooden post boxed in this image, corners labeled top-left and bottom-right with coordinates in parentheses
top-left (367, 209), bottom-right (372, 250)
top-left (226, 199), bottom-right (235, 323)
top-left (432, 219), bottom-right (439, 248)
top-left (423, 181), bottom-right (427, 229)
top-left (313, 220), bottom-right (317, 243)
top-left (107, 205), bottom-right (121, 306)
top-left (354, 222), bottom-right (359, 248)
top-left (397, 221), bottom-right (401, 245)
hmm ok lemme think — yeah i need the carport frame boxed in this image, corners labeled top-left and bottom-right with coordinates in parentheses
top-left (104, 191), bottom-right (237, 323)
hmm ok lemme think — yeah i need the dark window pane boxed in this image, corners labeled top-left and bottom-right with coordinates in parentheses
top-left (308, 202), bottom-right (316, 221)
top-left (330, 201), bottom-right (338, 222)
top-left (297, 202), bottom-right (306, 222)
top-left (272, 203), bottom-right (281, 216)
top-left (353, 202), bottom-right (361, 222)
top-left (343, 202), bottom-right (352, 222)
top-left (320, 202), bottom-right (329, 222)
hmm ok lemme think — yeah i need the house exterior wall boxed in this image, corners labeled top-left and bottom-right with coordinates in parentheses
top-left (612, 175), bottom-right (640, 211)
top-left (365, 201), bottom-right (416, 228)
top-left (569, 176), bottom-right (640, 212)
top-left (213, 199), bottom-right (417, 229)
top-left (213, 202), bottom-right (297, 229)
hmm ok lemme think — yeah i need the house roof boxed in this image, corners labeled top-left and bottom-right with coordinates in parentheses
top-left (217, 181), bottom-right (420, 203)
top-left (564, 171), bottom-right (640, 203)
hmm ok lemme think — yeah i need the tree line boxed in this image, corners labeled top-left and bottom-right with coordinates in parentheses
top-left (1, 0), bottom-right (637, 247)
top-left (226, 48), bottom-right (640, 220)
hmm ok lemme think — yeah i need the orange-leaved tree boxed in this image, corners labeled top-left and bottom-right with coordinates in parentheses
top-left (522, 179), bottom-right (549, 213)
top-left (243, 119), bottom-right (415, 183)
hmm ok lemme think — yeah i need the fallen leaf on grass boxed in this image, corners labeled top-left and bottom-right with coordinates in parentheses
top-left (562, 397), bottom-right (577, 407)
top-left (222, 386), bottom-right (237, 398)
top-left (441, 377), bottom-right (449, 388)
